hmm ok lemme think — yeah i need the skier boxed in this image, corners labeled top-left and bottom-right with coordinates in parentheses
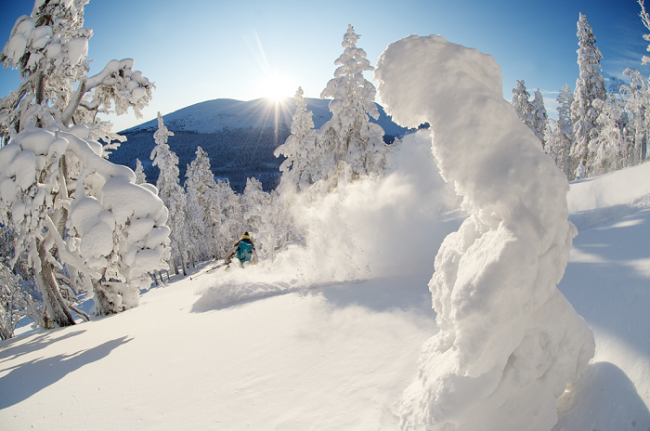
top-left (225, 232), bottom-right (256, 266)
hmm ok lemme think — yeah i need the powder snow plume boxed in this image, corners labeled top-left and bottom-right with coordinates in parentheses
top-left (374, 35), bottom-right (595, 431)
top-left (193, 129), bottom-right (459, 310)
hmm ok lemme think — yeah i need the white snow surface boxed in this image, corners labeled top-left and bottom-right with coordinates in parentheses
top-left (375, 35), bottom-right (594, 431)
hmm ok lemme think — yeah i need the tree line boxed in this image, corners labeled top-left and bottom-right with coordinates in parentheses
top-left (513, 7), bottom-right (650, 180)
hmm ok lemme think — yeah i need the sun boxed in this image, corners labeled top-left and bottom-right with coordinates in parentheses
top-left (259, 73), bottom-right (295, 102)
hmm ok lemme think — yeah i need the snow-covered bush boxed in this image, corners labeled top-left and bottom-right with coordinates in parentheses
top-left (375, 35), bottom-right (595, 431)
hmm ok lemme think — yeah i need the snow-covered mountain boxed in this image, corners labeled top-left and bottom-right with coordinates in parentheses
top-left (110, 97), bottom-right (410, 192)
top-left (123, 97), bottom-right (410, 138)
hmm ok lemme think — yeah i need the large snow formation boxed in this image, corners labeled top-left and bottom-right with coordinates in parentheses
top-left (375, 35), bottom-right (595, 431)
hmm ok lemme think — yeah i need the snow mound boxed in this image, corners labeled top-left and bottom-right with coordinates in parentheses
top-left (568, 161), bottom-right (650, 230)
top-left (375, 34), bottom-right (595, 431)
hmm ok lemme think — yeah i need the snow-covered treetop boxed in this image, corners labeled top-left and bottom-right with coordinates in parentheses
top-left (274, 87), bottom-right (313, 163)
top-left (511, 80), bottom-right (534, 128)
top-left (575, 13), bottom-right (606, 99)
top-left (0, 0), bottom-right (153, 144)
top-left (321, 24), bottom-right (379, 121)
top-left (153, 111), bottom-right (173, 147)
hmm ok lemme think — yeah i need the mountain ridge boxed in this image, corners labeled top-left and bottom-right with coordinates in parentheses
top-left (121, 97), bottom-right (409, 138)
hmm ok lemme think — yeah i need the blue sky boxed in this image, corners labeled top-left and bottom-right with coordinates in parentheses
top-left (1, 0), bottom-right (649, 132)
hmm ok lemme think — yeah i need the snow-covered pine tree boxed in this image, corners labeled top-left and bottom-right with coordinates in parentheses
top-left (216, 180), bottom-right (244, 258)
top-left (544, 120), bottom-right (562, 169)
top-left (134, 158), bottom-right (146, 184)
top-left (0, 1), bottom-right (169, 325)
top-left (511, 80), bottom-right (536, 134)
top-left (242, 177), bottom-right (271, 236)
top-left (185, 146), bottom-right (220, 262)
top-left (621, 68), bottom-right (650, 166)
top-left (544, 119), bottom-right (572, 180)
top-left (151, 112), bottom-right (189, 275)
top-left (589, 96), bottom-right (627, 175)
top-left (274, 87), bottom-right (316, 194)
top-left (314, 25), bottom-right (389, 192)
top-left (570, 12), bottom-right (607, 178)
top-left (555, 84), bottom-right (575, 179)
top-left (532, 89), bottom-right (548, 145)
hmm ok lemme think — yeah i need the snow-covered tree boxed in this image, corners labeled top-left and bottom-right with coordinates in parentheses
top-left (134, 158), bottom-right (146, 184)
top-left (261, 190), bottom-right (301, 262)
top-left (239, 179), bottom-right (299, 263)
top-left (589, 97), bottom-right (627, 175)
top-left (274, 87), bottom-right (316, 194)
top-left (570, 13), bottom-right (607, 177)
top-left (185, 146), bottom-right (219, 262)
top-left (242, 177), bottom-right (271, 234)
top-left (151, 112), bottom-right (189, 275)
top-left (553, 85), bottom-right (575, 179)
top-left (544, 119), bottom-right (570, 178)
top-left (0, 259), bottom-right (31, 340)
top-left (313, 25), bottom-right (389, 193)
top-left (215, 179), bottom-right (244, 257)
top-left (511, 80), bottom-right (536, 134)
top-left (574, 161), bottom-right (586, 180)
top-left (621, 68), bottom-right (650, 166)
top-left (532, 89), bottom-right (547, 145)
top-left (0, 1), bottom-right (168, 325)
top-left (0, 0), bottom-right (152, 146)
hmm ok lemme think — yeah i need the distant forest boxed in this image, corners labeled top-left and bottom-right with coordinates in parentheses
top-left (109, 125), bottom-right (401, 193)
top-left (108, 125), bottom-right (291, 193)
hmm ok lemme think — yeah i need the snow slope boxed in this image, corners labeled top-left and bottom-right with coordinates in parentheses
top-left (1, 137), bottom-right (650, 430)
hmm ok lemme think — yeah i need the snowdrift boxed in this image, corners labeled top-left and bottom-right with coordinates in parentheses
top-left (568, 161), bottom-right (650, 230)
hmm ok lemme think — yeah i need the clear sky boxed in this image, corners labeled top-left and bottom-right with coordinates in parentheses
top-left (1, 0), bottom-right (649, 132)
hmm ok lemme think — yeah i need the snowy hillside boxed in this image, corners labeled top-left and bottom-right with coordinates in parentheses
top-left (122, 97), bottom-right (410, 138)
top-left (1, 130), bottom-right (649, 431)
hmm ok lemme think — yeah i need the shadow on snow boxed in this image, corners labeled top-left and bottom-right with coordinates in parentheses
top-left (0, 336), bottom-right (132, 409)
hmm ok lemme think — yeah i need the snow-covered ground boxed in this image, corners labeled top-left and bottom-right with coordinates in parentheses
top-left (1, 135), bottom-right (650, 430)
